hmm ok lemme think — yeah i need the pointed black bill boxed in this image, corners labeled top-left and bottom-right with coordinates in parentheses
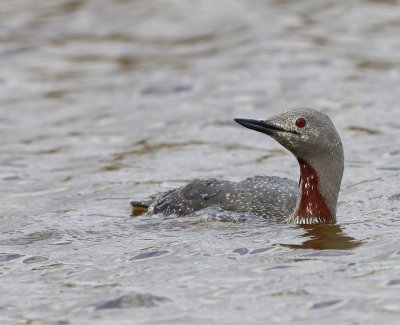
top-left (234, 118), bottom-right (285, 135)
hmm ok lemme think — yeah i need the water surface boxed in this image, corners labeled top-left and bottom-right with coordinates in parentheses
top-left (1, 0), bottom-right (400, 324)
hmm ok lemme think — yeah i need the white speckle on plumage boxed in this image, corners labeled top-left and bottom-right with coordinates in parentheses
top-left (135, 108), bottom-right (343, 225)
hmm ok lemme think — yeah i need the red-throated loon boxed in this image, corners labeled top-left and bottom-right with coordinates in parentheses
top-left (131, 108), bottom-right (344, 224)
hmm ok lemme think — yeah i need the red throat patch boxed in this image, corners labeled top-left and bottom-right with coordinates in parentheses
top-left (297, 159), bottom-right (333, 222)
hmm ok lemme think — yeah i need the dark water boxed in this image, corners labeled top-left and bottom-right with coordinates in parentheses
top-left (1, 0), bottom-right (400, 324)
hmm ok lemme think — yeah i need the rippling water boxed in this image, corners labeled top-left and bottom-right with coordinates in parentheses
top-left (1, 0), bottom-right (400, 324)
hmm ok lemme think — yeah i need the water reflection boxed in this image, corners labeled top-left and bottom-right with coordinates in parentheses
top-left (281, 225), bottom-right (362, 250)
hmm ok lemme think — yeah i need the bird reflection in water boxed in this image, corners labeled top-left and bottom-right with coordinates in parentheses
top-left (280, 224), bottom-right (362, 250)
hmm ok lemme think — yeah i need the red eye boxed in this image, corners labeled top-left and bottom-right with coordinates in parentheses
top-left (295, 118), bottom-right (306, 128)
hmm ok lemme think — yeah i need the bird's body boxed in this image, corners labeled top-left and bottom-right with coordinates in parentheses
top-left (144, 176), bottom-right (298, 218)
top-left (131, 108), bottom-right (344, 224)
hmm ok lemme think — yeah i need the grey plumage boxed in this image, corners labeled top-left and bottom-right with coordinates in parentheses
top-left (146, 176), bottom-right (298, 218)
top-left (131, 108), bottom-right (344, 224)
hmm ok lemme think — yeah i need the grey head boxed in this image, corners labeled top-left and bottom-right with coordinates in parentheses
top-left (235, 108), bottom-right (344, 224)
